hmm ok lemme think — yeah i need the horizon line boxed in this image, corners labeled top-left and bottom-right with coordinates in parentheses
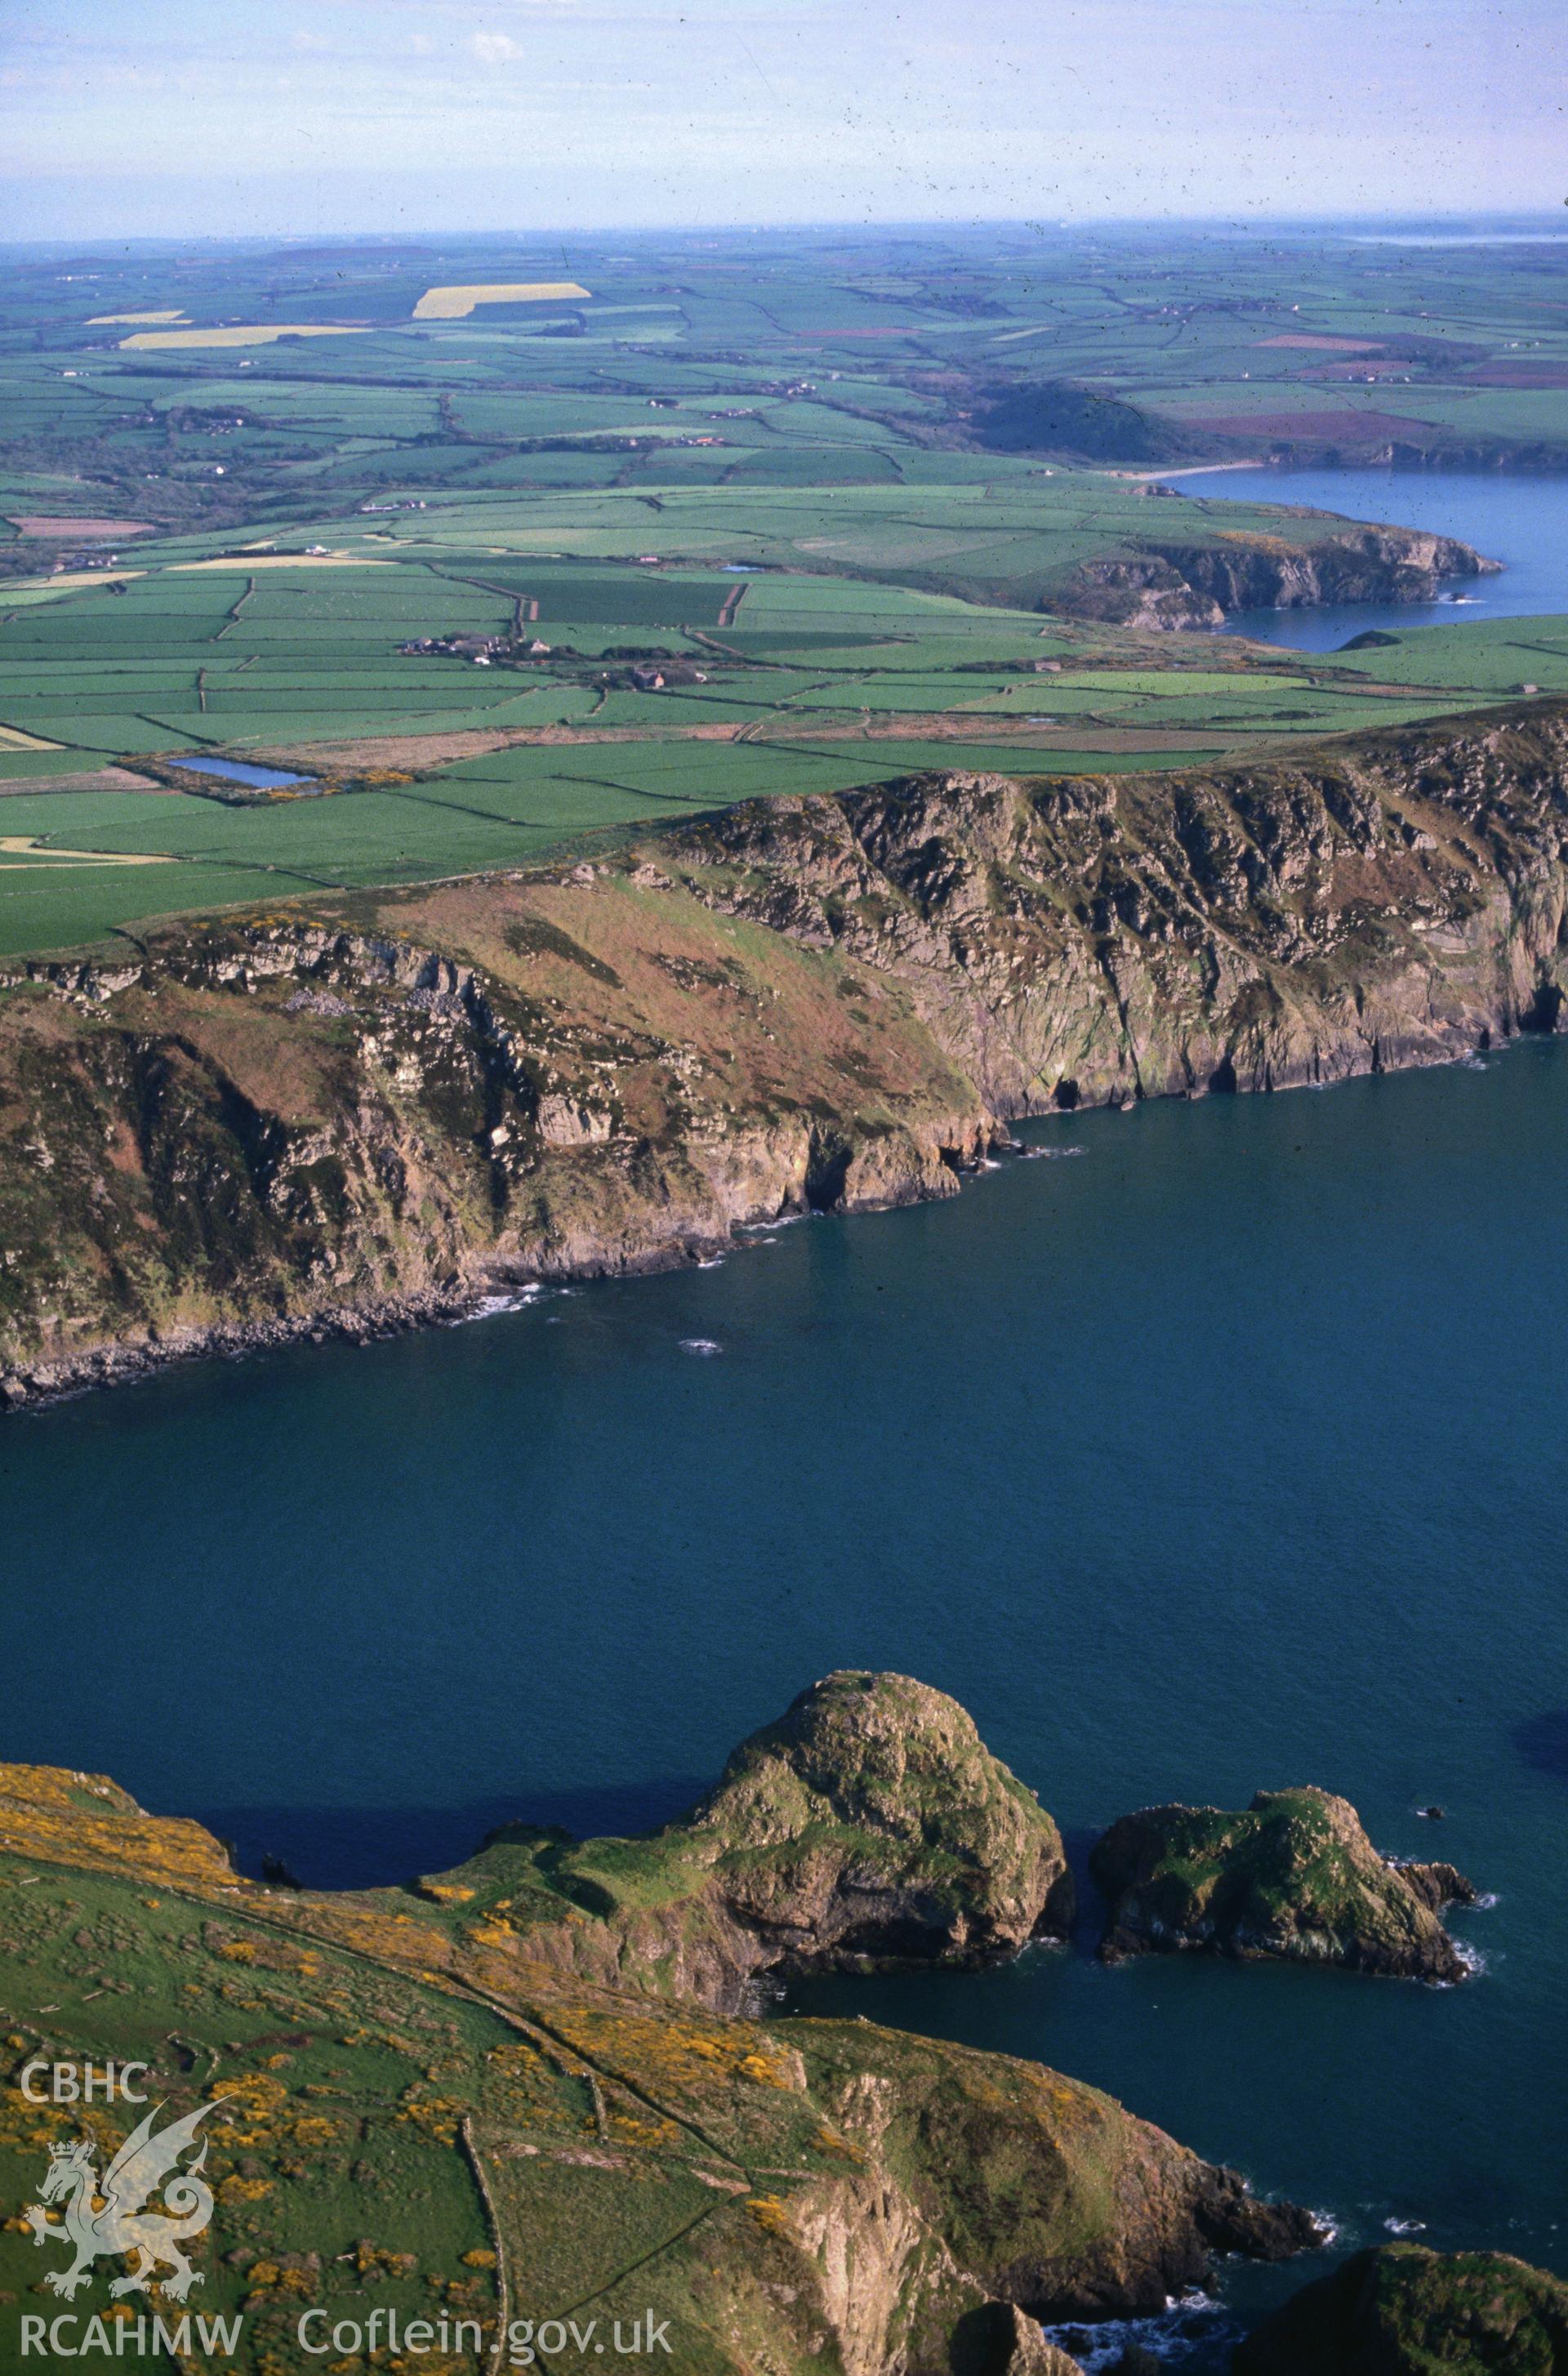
top-left (3, 206), bottom-right (1567, 258)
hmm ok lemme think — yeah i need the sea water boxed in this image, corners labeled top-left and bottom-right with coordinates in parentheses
top-left (6, 1042), bottom-right (1568, 2340)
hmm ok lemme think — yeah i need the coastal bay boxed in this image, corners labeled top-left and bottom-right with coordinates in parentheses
top-left (1179, 466), bottom-right (1568, 647)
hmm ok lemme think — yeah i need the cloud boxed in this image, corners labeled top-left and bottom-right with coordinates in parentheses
top-left (472, 29), bottom-right (523, 60)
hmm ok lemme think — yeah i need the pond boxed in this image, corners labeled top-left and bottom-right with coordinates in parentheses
top-left (167, 754), bottom-right (317, 790)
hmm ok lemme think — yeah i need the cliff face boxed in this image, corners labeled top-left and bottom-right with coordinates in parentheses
top-left (5, 700), bottom-right (1568, 1402)
top-left (0, 875), bottom-right (996, 1402)
top-left (0, 1723), bottom-right (1319, 2374)
top-left (1059, 524), bottom-right (1492, 631)
top-left (670, 701), bottom-right (1568, 1114)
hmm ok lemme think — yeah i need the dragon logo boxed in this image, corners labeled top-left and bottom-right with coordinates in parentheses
top-left (23, 2098), bottom-right (229, 2302)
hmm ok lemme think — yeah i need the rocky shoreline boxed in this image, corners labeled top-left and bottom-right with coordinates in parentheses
top-left (1061, 521), bottom-right (1495, 631)
top-left (7, 698), bottom-right (1568, 1408)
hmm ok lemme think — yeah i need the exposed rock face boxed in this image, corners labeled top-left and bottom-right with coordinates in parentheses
top-left (1090, 1788), bottom-right (1478, 1981)
top-left (1395, 1860), bottom-right (1478, 1916)
top-left (0, 1745), bottom-right (1321, 2372)
top-left (1233, 2244), bottom-right (1568, 2374)
top-left (433, 1671), bottom-right (1074, 2011)
top-left (0, 882), bottom-right (996, 1403)
top-left (782, 2021), bottom-right (1321, 2329)
top-left (670, 701), bottom-right (1568, 1120)
top-left (8, 699), bottom-right (1568, 1403)
top-left (1059, 525), bottom-right (1492, 631)
top-left (980, 2305), bottom-right (1086, 2374)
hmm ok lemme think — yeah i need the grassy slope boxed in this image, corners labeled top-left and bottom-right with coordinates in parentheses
top-left (0, 1744), bottom-right (1302, 2376)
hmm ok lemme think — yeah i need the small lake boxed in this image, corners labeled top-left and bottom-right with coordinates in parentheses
top-left (1175, 466), bottom-right (1568, 649)
top-left (168, 755), bottom-right (315, 790)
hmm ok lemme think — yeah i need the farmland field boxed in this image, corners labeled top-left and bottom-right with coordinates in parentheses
top-left (2, 220), bottom-right (1566, 954)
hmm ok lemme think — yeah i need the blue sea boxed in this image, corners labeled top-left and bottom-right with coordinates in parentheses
top-left (7, 1040), bottom-right (1568, 2347)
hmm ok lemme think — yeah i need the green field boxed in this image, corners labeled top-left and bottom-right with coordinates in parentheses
top-left (2, 224), bottom-right (1566, 955)
top-left (1, 543), bottom-right (1561, 954)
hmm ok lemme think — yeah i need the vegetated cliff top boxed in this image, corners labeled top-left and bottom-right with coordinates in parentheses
top-left (0, 1683), bottom-right (1320, 2376)
top-left (1090, 1786), bottom-right (1477, 1982)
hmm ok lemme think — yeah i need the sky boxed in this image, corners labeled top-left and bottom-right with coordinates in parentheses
top-left (3, 0), bottom-right (1566, 243)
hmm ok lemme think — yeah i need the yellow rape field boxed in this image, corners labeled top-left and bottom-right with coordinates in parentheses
top-left (412, 281), bottom-right (590, 318)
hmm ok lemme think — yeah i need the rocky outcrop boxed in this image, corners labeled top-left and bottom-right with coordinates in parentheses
top-left (0, 1741), bottom-right (1321, 2374)
top-left (1060, 524), bottom-right (1493, 631)
top-left (1090, 1788), bottom-right (1478, 1981)
top-left (1395, 1859), bottom-right (1477, 1916)
top-left (980, 2306), bottom-right (1086, 2374)
top-left (420, 1671), bottom-right (1074, 2011)
top-left (1233, 2244), bottom-right (1568, 2374)
top-left (8, 699), bottom-right (1568, 1403)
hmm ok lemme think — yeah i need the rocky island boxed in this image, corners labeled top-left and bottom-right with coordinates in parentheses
top-left (0, 1680), bottom-right (1322, 2373)
top-left (1091, 1786), bottom-right (1478, 1980)
top-left (1234, 2244), bottom-right (1568, 2374)
top-left (7, 699), bottom-right (1568, 1405)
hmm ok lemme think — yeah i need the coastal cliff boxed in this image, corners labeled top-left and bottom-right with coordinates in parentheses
top-left (1059, 523), bottom-right (1493, 630)
top-left (0, 1701), bottom-right (1321, 2373)
top-left (7, 699), bottom-right (1568, 1402)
